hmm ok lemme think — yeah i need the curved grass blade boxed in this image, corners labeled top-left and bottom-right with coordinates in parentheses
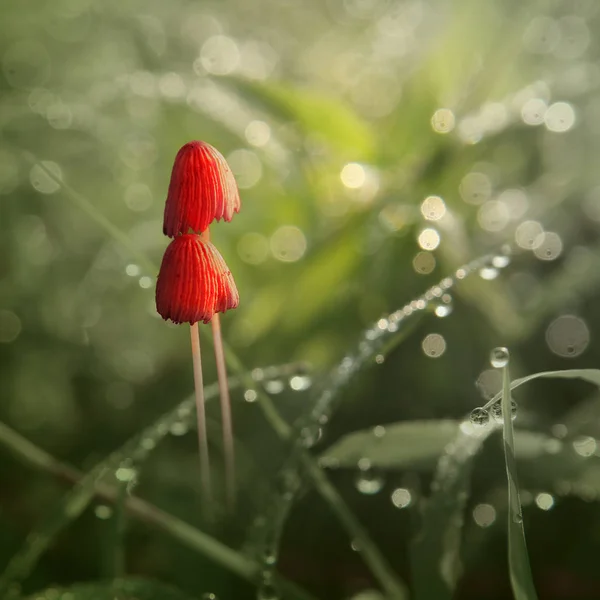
top-left (483, 369), bottom-right (600, 411)
top-left (411, 368), bottom-right (600, 600)
top-left (500, 359), bottom-right (539, 600)
top-left (0, 364), bottom-right (300, 596)
top-left (25, 577), bottom-right (198, 600)
top-left (411, 421), bottom-right (496, 600)
top-left (0, 423), bottom-right (317, 600)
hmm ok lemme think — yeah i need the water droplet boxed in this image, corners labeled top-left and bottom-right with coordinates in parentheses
top-left (535, 492), bottom-right (555, 511)
top-left (354, 460), bottom-right (384, 495)
top-left (391, 487), bottom-right (412, 508)
top-left (257, 580), bottom-right (279, 600)
top-left (490, 399), bottom-right (518, 423)
top-left (299, 424), bottom-right (322, 448)
top-left (490, 347), bottom-right (509, 368)
top-left (252, 368), bottom-right (265, 381)
top-left (479, 266), bottom-right (499, 280)
top-left (244, 389), bottom-right (258, 402)
top-left (289, 375), bottom-right (311, 391)
top-left (513, 512), bottom-right (523, 524)
top-left (115, 466), bottom-right (137, 483)
top-left (94, 505), bottom-right (112, 519)
top-left (170, 421), bottom-right (188, 436)
top-left (374, 354), bottom-right (384, 364)
top-left (470, 407), bottom-right (490, 426)
top-left (373, 425), bottom-right (386, 438)
top-left (434, 294), bottom-right (453, 317)
top-left (318, 413), bottom-right (329, 425)
top-left (473, 503), bottom-right (497, 527)
top-left (262, 547), bottom-right (278, 567)
top-left (264, 379), bottom-right (284, 394)
top-left (492, 254), bottom-right (511, 268)
top-left (202, 594), bottom-right (218, 600)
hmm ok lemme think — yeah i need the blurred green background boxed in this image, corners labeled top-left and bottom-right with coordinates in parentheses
top-left (2, 0), bottom-right (600, 598)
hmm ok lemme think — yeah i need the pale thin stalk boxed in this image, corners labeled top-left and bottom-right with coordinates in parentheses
top-left (190, 322), bottom-right (212, 508)
top-left (211, 313), bottom-right (236, 512)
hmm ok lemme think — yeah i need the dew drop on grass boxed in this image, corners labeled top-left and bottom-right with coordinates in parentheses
top-left (264, 379), bottom-right (284, 394)
top-left (492, 254), bottom-right (511, 268)
top-left (490, 346), bottom-right (509, 368)
top-left (470, 407), bottom-right (490, 426)
top-left (391, 487), bottom-right (412, 508)
top-left (244, 389), bottom-right (258, 402)
top-left (300, 424), bottom-right (322, 448)
top-left (490, 399), bottom-right (518, 423)
top-left (94, 505), bottom-right (112, 519)
top-left (374, 354), bottom-right (384, 364)
top-left (434, 294), bottom-right (454, 317)
top-left (373, 425), bottom-right (386, 438)
top-left (289, 375), bottom-right (311, 391)
top-left (202, 594), bottom-right (218, 600)
top-left (354, 460), bottom-right (384, 495)
top-left (479, 266), bottom-right (499, 280)
top-left (262, 547), bottom-right (277, 567)
top-left (169, 421), bottom-right (188, 436)
top-left (257, 580), bottom-right (279, 600)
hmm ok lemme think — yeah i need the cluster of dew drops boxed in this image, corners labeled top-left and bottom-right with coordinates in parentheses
top-left (469, 347), bottom-right (518, 428)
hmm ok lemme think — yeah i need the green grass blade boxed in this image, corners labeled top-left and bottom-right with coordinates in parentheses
top-left (501, 360), bottom-right (539, 600)
top-left (411, 421), bottom-right (495, 600)
top-left (25, 578), bottom-right (198, 600)
top-left (483, 368), bottom-right (600, 411)
top-left (0, 364), bottom-right (295, 595)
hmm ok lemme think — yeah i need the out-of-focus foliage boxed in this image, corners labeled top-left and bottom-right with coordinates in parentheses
top-left (3, 0), bottom-right (600, 598)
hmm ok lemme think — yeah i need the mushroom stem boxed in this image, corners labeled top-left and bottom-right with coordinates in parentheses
top-left (190, 322), bottom-right (212, 511)
top-left (211, 313), bottom-right (236, 512)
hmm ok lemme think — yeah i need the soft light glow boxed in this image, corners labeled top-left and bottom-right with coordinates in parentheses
top-left (535, 492), bottom-right (555, 511)
top-left (200, 35), bottom-right (240, 75)
top-left (544, 102), bottom-right (576, 132)
top-left (431, 108), bottom-right (455, 133)
top-left (477, 200), bottom-right (509, 232)
top-left (227, 149), bottom-right (262, 189)
top-left (413, 251), bottom-right (436, 274)
top-left (238, 232), bottom-right (269, 265)
top-left (533, 232), bottom-right (563, 261)
top-left (473, 503), bottom-right (496, 527)
top-left (573, 436), bottom-right (597, 457)
top-left (515, 220), bottom-right (544, 249)
top-left (422, 333), bottom-right (446, 357)
top-left (270, 226), bottom-right (307, 262)
top-left (521, 98), bottom-right (547, 125)
top-left (418, 228), bottom-right (440, 250)
top-left (420, 195), bottom-right (446, 221)
top-left (245, 120), bottom-right (271, 147)
top-left (391, 488), bottom-right (412, 508)
top-left (340, 162), bottom-right (366, 189)
top-left (545, 315), bottom-right (590, 358)
top-left (459, 172), bottom-right (492, 205)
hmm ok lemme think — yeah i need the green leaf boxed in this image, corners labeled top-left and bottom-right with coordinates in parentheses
top-left (411, 422), bottom-right (495, 600)
top-left (25, 578), bottom-right (198, 600)
top-left (321, 420), bottom-right (459, 469)
top-left (321, 420), bottom-right (563, 470)
top-left (500, 362), bottom-right (539, 600)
